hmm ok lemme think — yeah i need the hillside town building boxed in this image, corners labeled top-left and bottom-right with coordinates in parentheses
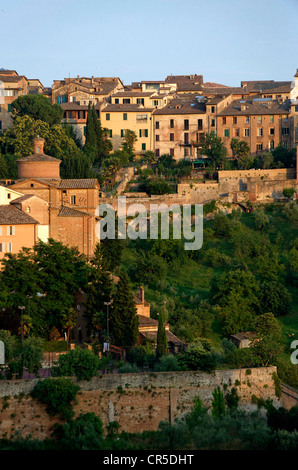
top-left (1, 137), bottom-right (100, 258)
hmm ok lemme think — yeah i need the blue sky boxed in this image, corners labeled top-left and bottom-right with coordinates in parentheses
top-left (0, 0), bottom-right (297, 88)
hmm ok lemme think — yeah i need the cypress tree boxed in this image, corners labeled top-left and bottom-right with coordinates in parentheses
top-left (156, 311), bottom-right (167, 358)
top-left (84, 103), bottom-right (97, 162)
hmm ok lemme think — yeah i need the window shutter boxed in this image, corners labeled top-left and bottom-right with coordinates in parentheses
top-left (145, 129), bottom-right (148, 137)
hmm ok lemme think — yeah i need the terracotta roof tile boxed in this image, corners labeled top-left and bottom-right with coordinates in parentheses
top-left (59, 179), bottom-right (100, 189)
top-left (58, 206), bottom-right (89, 217)
top-left (0, 205), bottom-right (39, 225)
top-left (17, 153), bottom-right (61, 163)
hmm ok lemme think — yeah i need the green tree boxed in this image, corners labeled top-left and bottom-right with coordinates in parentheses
top-left (84, 244), bottom-right (114, 336)
top-left (199, 133), bottom-right (228, 170)
top-left (156, 311), bottom-right (167, 358)
top-left (254, 208), bottom-right (270, 231)
top-left (35, 239), bottom-right (89, 341)
top-left (122, 129), bottom-right (137, 161)
top-left (84, 103), bottom-right (98, 162)
top-left (108, 271), bottom-right (139, 349)
top-left (53, 347), bottom-right (100, 381)
top-left (52, 413), bottom-right (104, 450)
top-left (11, 94), bottom-right (63, 125)
top-left (230, 138), bottom-right (250, 159)
top-left (31, 377), bottom-right (80, 420)
top-left (211, 387), bottom-right (226, 418)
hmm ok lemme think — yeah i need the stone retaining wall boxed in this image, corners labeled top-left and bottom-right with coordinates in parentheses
top-left (0, 367), bottom-right (279, 439)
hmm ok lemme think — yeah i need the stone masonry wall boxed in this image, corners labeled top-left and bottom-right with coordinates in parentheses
top-left (0, 367), bottom-right (279, 439)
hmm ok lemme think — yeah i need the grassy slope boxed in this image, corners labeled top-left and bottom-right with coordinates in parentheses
top-left (121, 204), bottom-right (298, 354)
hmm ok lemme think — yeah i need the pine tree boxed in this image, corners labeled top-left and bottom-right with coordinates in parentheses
top-left (156, 311), bottom-right (167, 358)
top-left (109, 271), bottom-right (139, 349)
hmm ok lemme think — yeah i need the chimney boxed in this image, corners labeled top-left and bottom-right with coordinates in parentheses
top-left (139, 286), bottom-right (145, 304)
top-left (33, 136), bottom-right (45, 154)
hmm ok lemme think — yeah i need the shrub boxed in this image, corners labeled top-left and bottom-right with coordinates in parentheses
top-left (118, 363), bottom-right (140, 374)
top-left (31, 378), bottom-right (80, 420)
top-left (52, 412), bottom-right (104, 450)
top-left (154, 354), bottom-right (181, 372)
top-left (283, 187), bottom-right (296, 199)
top-left (52, 347), bottom-right (99, 381)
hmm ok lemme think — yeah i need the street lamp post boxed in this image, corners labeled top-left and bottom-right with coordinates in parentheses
top-left (104, 301), bottom-right (111, 354)
top-left (18, 306), bottom-right (25, 345)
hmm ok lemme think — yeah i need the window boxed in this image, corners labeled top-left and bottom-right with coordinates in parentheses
top-left (137, 98), bottom-right (144, 105)
top-left (257, 144), bottom-right (263, 151)
top-left (123, 113), bottom-right (127, 120)
top-left (211, 106), bottom-right (215, 113)
top-left (283, 141), bottom-right (288, 148)
top-left (7, 226), bottom-right (15, 236)
top-left (257, 128), bottom-right (263, 136)
top-left (106, 113), bottom-right (110, 121)
top-left (7, 193), bottom-right (11, 199)
top-left (170, 148), bottom-right (174, 156)
top-left (244, 128), bottom-right (250, 137)
top-left (71, 195), bottom-right (76, 205)
top-left (245, 116), bottom-right (249, 124)
top-left (282, 127), bottom-right (289, 135)
top-left (234, 128), bottom-right (240, 137)
top-left (284, 116), bottom-right (289, 122)
top-left (211, 119), bottom-right (215, 127)
top-left (0, 121), bottom-right (2, 130)
top-left (224, 129), bottom-right (230, 137)
top-left (155, 121), bottom-right (159, 129)
top-left (269, 128), bottom-right (275, 135)
top-left (184, 133), bottom-right (189, 145)
top-left (270, 115), bottom-right (274, 123)
top-left (153, 100), bottom-right (160, 106)
top-left (8, 104), bottom-right (12, 112)
top-left (109, 129), bottom-right (112, 138)
top-left (198, 119), bottom-right (203, 130)
top-left (210, 130), bottom-right (215, 136)
top-left (7, 243), bottom-right (12, 253)
top-left (155, 149), bottom-right (160, 157)
top-left (184, 120), bottom-right (189, 130)
top-left (0, 243), bottom-right (4, 252)
top-left (295, 106), bottom-right (298, 113)
top-left (155, 134), bottom-right (159, 141)
top-left (140, 129), bottom-right (148, 138)
top-left (258, 116), bottom-right (262, 123)
top-left (170, 133), bottom-right (174, 141)
top-left (170, 119), bottom-right (174, 128)
top-left (142, 143), bottom-right (146, 151)
top-left (136, 114), bottom-right (147, 122)
top-left (269, 140), bottom-right (274, 150)
top-left (233, 117), bottom-right (237, 124)
top-left (115, 98), bottom-right (119, 104)
top-left (123, 99), bottom-right (130, 104)
top-left (184, 147), bottom-right (190, 157)
top-left (222, 117), bottom-right (226, 125)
